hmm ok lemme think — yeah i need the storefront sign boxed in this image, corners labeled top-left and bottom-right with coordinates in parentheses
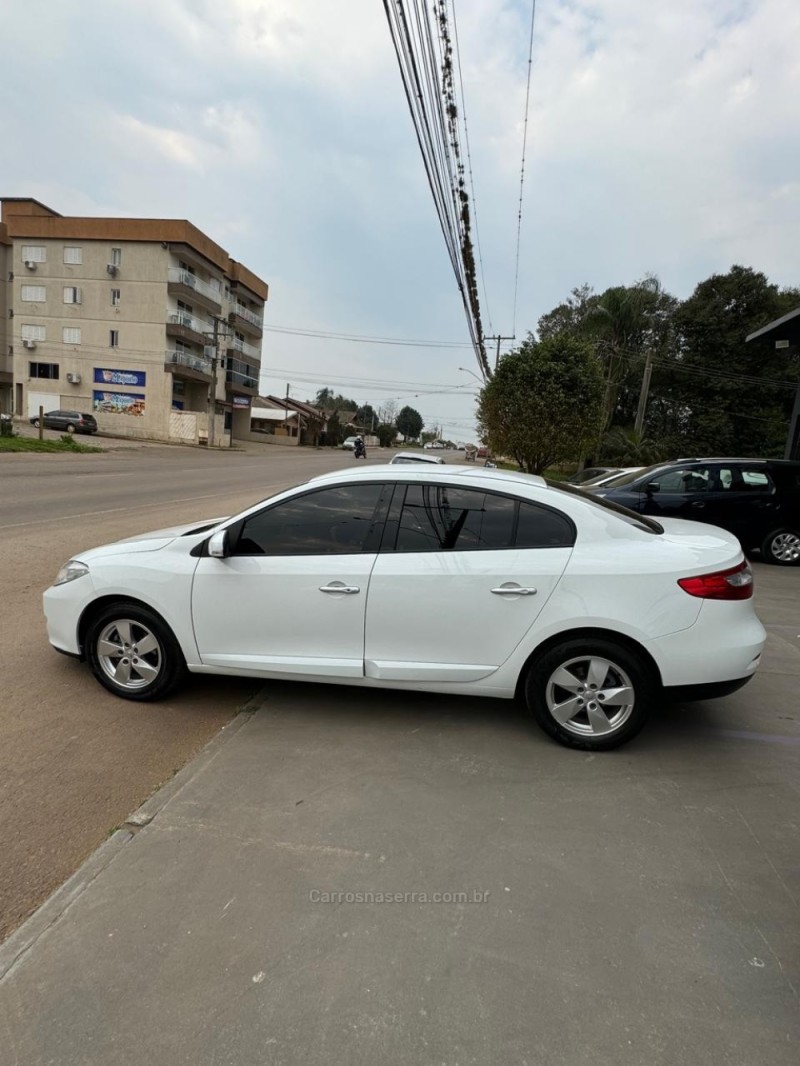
top-left (93, 391), bottom-right (146, 417)
top-left (94, 368), bottom-right (147, 387)
top-left (232, 396), bottom-right (252, 408)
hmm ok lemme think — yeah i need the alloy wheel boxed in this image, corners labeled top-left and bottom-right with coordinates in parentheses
top-left (770, 532), bottom-right (800, 563)
top-left (96, 618), bottom-right (162, 691)
top-left (545, 655), bottom-right (635, 738)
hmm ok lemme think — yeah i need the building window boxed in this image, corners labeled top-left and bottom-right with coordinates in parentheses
top-left (21, 324), bottom-right (46, 342)
top-left (111, 248), bottom-right (122, 266)
top-left (63, 246), bottom-right (83, 265)
top-left (63, 286), bottom-right (82, 304)
top-left (62, 327), bottom-right (82, 345)
top-left (21, 245), bottom-right (46, 263)
top-left (111, 288), bottom-right (121, 307)
top-left (29, 362), bottom-right (59, 380)
top-left (109, 330), bottom-right (119, 348)
top-left (21, 285), bottom-right (46, 302)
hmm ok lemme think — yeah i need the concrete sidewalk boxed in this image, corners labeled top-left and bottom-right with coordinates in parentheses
top-left (1, 571), bottom-right (799, 1064)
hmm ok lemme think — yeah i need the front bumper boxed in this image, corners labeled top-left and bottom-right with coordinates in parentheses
top-left (43, 576), bottom-right (96, 657)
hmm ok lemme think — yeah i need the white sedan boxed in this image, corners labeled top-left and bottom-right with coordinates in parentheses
top-left (43, 466), bottom-right (765, 751)
top-left (390, 451), bottom-right (445, 465)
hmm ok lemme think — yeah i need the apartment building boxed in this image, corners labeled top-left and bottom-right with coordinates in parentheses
top-left (0, 198), bottom-right (268, 446)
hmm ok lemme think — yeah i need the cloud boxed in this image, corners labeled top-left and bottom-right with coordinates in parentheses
top-left (1, 0), bottom-right (798, 437)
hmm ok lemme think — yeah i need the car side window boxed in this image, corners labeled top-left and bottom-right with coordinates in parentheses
top-left (393, 486), bottom-right (574, 552)
top-left (738, 467), bottom-right (773, 493)
top-left (515, 501), bottom-right (575, 547)
top-left (649, 467), bottom-right (710, 494)
top-left (234, 484), bottom-right (384, 556)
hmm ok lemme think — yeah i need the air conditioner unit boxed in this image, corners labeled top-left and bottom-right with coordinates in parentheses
top-left (24, 261), bottom-right (37, 271)
top-left (106, 263), bottom-right (118, 277)
top-left (66, 372), bottom-right (81, 384)
top-left (22, 339), bottom-right (37, 350)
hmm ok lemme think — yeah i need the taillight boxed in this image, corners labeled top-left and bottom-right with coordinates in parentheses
top-left (678, 561), bottom-right (753, 600)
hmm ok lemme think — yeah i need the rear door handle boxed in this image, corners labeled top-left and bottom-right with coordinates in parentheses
top-left (319, 583), bottom-right (360, 595)
top-left (690, 501), bottom-right (706, 509)
top-left (491, 585), bottom-right (537, 596)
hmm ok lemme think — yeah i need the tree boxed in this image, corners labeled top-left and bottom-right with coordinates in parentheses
top-left (665, 266), bottom-right (800, 456)
top-left (376, 422), bottom-right (397, 447)
top-left (313, 388), bottom-right (359, 412)
top-left (397, 405), bottom-right (423, 441)
top-left (537, 283), bottom-right (595, 341)
top-left (478, 335), bottom-right (605, 474)
top-left (355, 404), bottom-right (377, 429)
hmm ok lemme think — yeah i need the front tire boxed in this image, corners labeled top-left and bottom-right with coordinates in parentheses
top-left (86, 602), bottom-right (187, 701)
top-left (761, 528), bottom-right (800, 565)
top-left (65, 423), bottom-right (76, 434)
top-left (523, 637), bottom-right (656, 750)
top-left (32, 418), bottom-right (40, 428)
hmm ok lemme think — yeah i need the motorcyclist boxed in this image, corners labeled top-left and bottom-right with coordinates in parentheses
top-left (354, 435), bottom-right (366, 459)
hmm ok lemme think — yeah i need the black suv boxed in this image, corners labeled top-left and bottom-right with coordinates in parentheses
top-left (590, 458), bottom-right (800, 565)
top-left (29, 410), bottom-right (98, 435)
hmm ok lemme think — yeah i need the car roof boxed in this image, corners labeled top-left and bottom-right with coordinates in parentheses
top-left (309, 464), bottom-right (547, 488)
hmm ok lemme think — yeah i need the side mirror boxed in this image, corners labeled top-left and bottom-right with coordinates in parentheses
top-left (644, 482), bottom-right (660, 495)
top-left (208, 530), bottom-right (229, 558)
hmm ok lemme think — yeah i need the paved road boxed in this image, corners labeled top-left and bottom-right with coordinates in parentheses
top-left (0, 442), bottom-right (361, 940)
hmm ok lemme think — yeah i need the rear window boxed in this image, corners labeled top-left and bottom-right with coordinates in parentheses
top-left (547, 480), bottom-right (663, 534)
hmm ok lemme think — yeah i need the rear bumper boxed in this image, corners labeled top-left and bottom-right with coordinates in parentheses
top-left (663, 676), bottom-right (754, 702)
top-left (645, 600), bottom-right (765, 687)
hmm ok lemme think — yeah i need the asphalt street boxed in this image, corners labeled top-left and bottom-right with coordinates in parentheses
top-left (0, 441), bottom-right (358, 940)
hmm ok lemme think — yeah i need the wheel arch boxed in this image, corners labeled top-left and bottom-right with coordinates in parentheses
top-left (514, 627), bottom-right (664, 700)
top-left (77, 594), bottom-right (175, 656)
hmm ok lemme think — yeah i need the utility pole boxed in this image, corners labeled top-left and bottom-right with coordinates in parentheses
top-left (486, 334), bottom-right (515, 371)
top-left (205, 314), bottom-right (230, 449)
top-left (634, 351), bottom-right (653, 437)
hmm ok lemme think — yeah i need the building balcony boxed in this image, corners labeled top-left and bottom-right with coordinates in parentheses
top-left (167, 268), bottom-right (222, 314)
top-left (229, 301), bottom-right (263, 339)
top-left (227, 336), bottom-right (261, 361)
top-left (166, 310), bottom-right (210, 347)
top-left (225, 356), bottom-right (258, 395)
top-left (165, 349), bottom-right (213, 382)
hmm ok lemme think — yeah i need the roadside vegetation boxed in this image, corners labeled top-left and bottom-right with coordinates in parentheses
top-left (0, 431), bottom-right (103, 454)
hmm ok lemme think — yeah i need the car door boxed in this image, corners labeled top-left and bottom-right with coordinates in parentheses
top-left (704, 464), bottom-right (780, 547)
top-left (364, 483), bottom-right (574, 682)
top-left (631, 465), bottom-right (713, 521)
top-left (191, 482), bottom-right (390, 677)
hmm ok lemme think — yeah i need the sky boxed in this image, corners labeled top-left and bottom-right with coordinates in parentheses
top-left (2, 0), bottom-right (799, 440)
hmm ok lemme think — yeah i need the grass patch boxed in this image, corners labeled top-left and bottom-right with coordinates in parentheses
top-left (0, 435), bottom-right (103, 454)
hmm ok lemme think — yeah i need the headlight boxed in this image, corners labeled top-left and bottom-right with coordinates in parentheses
top-left (54, 560), bottom-right (90, 586)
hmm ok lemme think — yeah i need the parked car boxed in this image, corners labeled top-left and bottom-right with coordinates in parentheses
top-left (44, 465), bottom-right (765, 751)
top-left (390, 451), bottom-right (446, 465)
top-left (342, 436), bottom-right (359, 450)
top-left (567, 467), bottom-right (620, 486)
top-left (577, 467), bottom-right (644, 489)
top-left (29, 410), bottom-right (98, 435)
top-left (590, 458), bottom-right (800, 565)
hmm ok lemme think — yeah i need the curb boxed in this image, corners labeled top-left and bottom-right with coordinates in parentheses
top-left (0, 690), bottom-right (267, 982)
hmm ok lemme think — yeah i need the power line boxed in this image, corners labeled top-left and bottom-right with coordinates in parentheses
top-left (450, 0), bottom-right (493, 336)
top-left (383, 0), bottom-right (489, 377)
top-left (512, 1), bottom-right (537, 337)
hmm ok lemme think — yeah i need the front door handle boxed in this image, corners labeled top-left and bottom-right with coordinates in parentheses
top-left (319, 583), bottom-right (360, 595)
top-left (690, 501), bottom-right (706, 509)
top-left (491, 585), bottom-right (537, 596)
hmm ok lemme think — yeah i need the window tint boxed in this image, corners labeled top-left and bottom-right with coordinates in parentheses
top-left (739, 468), bottom-right (772, 492)
top-left (648, 466), bottom-right (711, 494)
top-left (235, 484), bottom-right (383, 556)
top-left (397, 486), bottom-right (515, 551)
top-left (516, 501), bottom-right (574, 547)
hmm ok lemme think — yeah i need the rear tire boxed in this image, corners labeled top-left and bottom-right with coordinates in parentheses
top-left (761, 528), bottom-right (800, 566)
top-left (523, 637), bottom-right (656, 751)
top-left (86, 602), bottom-right (187, 701)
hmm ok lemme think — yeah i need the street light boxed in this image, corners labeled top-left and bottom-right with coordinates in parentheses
top-left (458, 367), bottom-right (485, 386)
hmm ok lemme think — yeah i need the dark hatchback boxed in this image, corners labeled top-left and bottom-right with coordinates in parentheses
top-left (30, 410), bottom-right (98, 435)
top-left (589, 458), bottom-right (800, 565)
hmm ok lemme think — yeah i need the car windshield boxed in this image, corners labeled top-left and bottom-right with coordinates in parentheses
top-left (570, 467), bottom-right (611, 485)
top-left (601, 462), bottom-right (668, 488)
top-left (546, 480), bottom-right (663, 534)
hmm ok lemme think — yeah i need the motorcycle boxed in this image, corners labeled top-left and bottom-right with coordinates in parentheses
top-left (354, 440), bottom-right (367, 460)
